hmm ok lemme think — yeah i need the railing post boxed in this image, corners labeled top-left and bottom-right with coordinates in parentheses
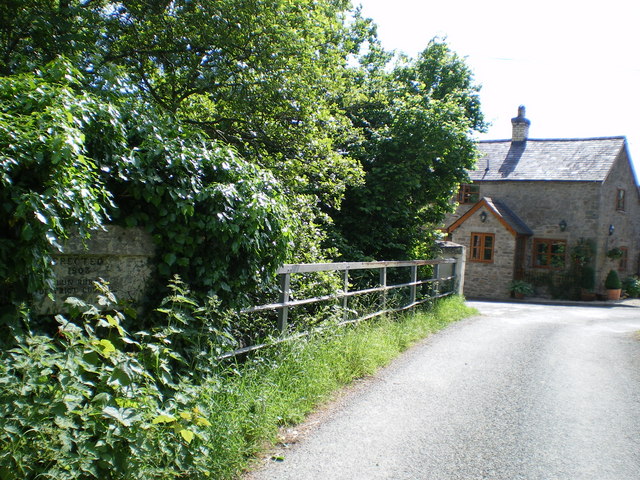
top-left (450, 258), bottom-right (457, 295)
top-left (433, 263), bottom-right (440, 296)
top-left (342, 268), bottom-right (349, 320)
top-left (379, 266), bottom-right (387, 310)
top-left (277, 272), bottom-right (290, 333)
top-left (454, 248), bottom-right (466, 296)
top-left (409, 264), bottom-right (417, 306)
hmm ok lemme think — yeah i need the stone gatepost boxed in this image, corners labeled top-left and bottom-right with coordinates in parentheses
top-left (436, 240), bottom-right (466, 296)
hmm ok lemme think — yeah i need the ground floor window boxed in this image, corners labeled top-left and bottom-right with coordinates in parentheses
top-left (533, 238), bottom-right (566, 268)
top-left (470, 233), bottom-right (494, 263)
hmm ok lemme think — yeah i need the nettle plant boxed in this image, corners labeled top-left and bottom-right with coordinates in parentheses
top-left (0, 280), bottom-right (229, 480)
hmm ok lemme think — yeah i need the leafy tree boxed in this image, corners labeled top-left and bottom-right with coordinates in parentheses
top-left (0, 60), bottom-right (294, 308)
top-left (329, 40), bottom-right (486, 260)
top-left (0, 0), bottom-right (366, 208)
top-left (1, 0), bottom-right (370, 265)
top-left (107, 102), bottom-right (295, 305)
top-left (0, 59), bottom-right (123, 303)
top-left (101, 0), bottom-right (368, 260)
top-left (0, 0), bottom-right (108, 75)
top-left (1, 3), bottom-right (486, 311)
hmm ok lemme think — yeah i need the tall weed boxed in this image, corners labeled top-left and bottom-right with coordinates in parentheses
top-left (0, 280), bottom-right (227, 479)
top-left (0, 291), bottom-right (475, 479)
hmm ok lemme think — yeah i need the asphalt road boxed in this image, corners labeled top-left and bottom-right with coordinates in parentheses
top-left (246, 301), bottom-right (640, 480)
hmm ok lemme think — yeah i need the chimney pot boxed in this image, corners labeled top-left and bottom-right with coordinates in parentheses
top-left (511, 105), bottom-right (530, 142)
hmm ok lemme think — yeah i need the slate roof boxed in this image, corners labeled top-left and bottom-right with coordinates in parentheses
top-left (471, 137), bottom-right (626, 181)
top-left (447, 197), bottom-right (533, 237)
top-left (485, 198), bottom-right (533, 236)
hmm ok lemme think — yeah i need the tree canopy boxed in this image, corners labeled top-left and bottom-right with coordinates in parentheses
top-left (329, 41), bottom-right (485, 260)
top-left (0, 61), bottom-right (293, 306)
top-left (1, 0), bottom-right (366, 207)
top-left (0, 0), bottom-right (485, 308)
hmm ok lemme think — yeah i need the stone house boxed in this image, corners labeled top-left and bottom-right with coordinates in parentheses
top-left (444, 106), bottom-right (640, 299)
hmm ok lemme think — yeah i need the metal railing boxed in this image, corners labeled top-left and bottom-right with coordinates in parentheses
top-left (219, 258), bottom-right (461, 359)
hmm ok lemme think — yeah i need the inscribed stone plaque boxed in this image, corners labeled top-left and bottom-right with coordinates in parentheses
top-left (39, 226), bottom-right (155, 313)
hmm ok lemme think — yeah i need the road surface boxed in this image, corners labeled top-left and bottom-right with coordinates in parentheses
top-left (247, 301), bottom-right (640, 480)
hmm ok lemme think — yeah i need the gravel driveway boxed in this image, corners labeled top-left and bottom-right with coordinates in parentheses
top-left (246, 301), bottom-right (640, 480)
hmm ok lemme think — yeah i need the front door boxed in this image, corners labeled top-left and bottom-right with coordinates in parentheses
top-left (514, 235), bottom-right (527, 279)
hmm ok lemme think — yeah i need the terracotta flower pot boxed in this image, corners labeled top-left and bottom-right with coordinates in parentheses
top-left (607, 288), bottom-right (622, 301)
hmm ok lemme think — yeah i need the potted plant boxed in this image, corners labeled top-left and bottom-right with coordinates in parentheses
top-left (605, 269), bottom-right (622, 300)
top-left (580, 265), bottom-right (596, 301)
top-left (622, 275), bottom-right (640, 298)
top-left (509, 280), bottom-right (534, 299)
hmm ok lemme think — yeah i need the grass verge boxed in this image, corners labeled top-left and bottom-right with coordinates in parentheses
top-left (205, 295), bottom-right (477, 478)
top-left (0, 295), bottom-right (476, 479)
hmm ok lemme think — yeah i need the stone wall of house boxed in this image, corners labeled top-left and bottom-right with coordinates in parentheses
top-left (449, 208), bottom-right (516, 299)
top-left (473, 181), bottom-right (599, 240)
top-left (449, 180), bottom-right (601, 285)
top-left (444, 178), bottom-right (601, 238)
top-left (39, 226), bottom-right (155, 313)
top-left (598, 150), bottom-right (640, 286)
top-left (446, 151), bottom-right (640, 298)
top-left (470, 181), bottom-right (601, 279)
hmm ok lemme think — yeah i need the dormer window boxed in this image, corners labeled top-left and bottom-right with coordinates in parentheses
top-left (616, 189), bottom-right (625, 211)
top-left (457, 184), bottom-right (479, 204)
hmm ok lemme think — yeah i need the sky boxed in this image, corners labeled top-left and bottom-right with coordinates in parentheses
top-left (355, 0), bottom-right (640, 176)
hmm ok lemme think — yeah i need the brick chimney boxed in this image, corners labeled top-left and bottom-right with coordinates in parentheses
top-left (511, 105), bottom-right (530, 142)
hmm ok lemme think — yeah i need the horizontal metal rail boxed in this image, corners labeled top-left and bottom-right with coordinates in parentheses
top-left (276, 258), bottom-right (454, 275)
top-left (240, 275), bottom-right (452, 314)
top-left (219, 259), bottom-right (460, 360)
top-left (219, 284), bottom-right (456, 360)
